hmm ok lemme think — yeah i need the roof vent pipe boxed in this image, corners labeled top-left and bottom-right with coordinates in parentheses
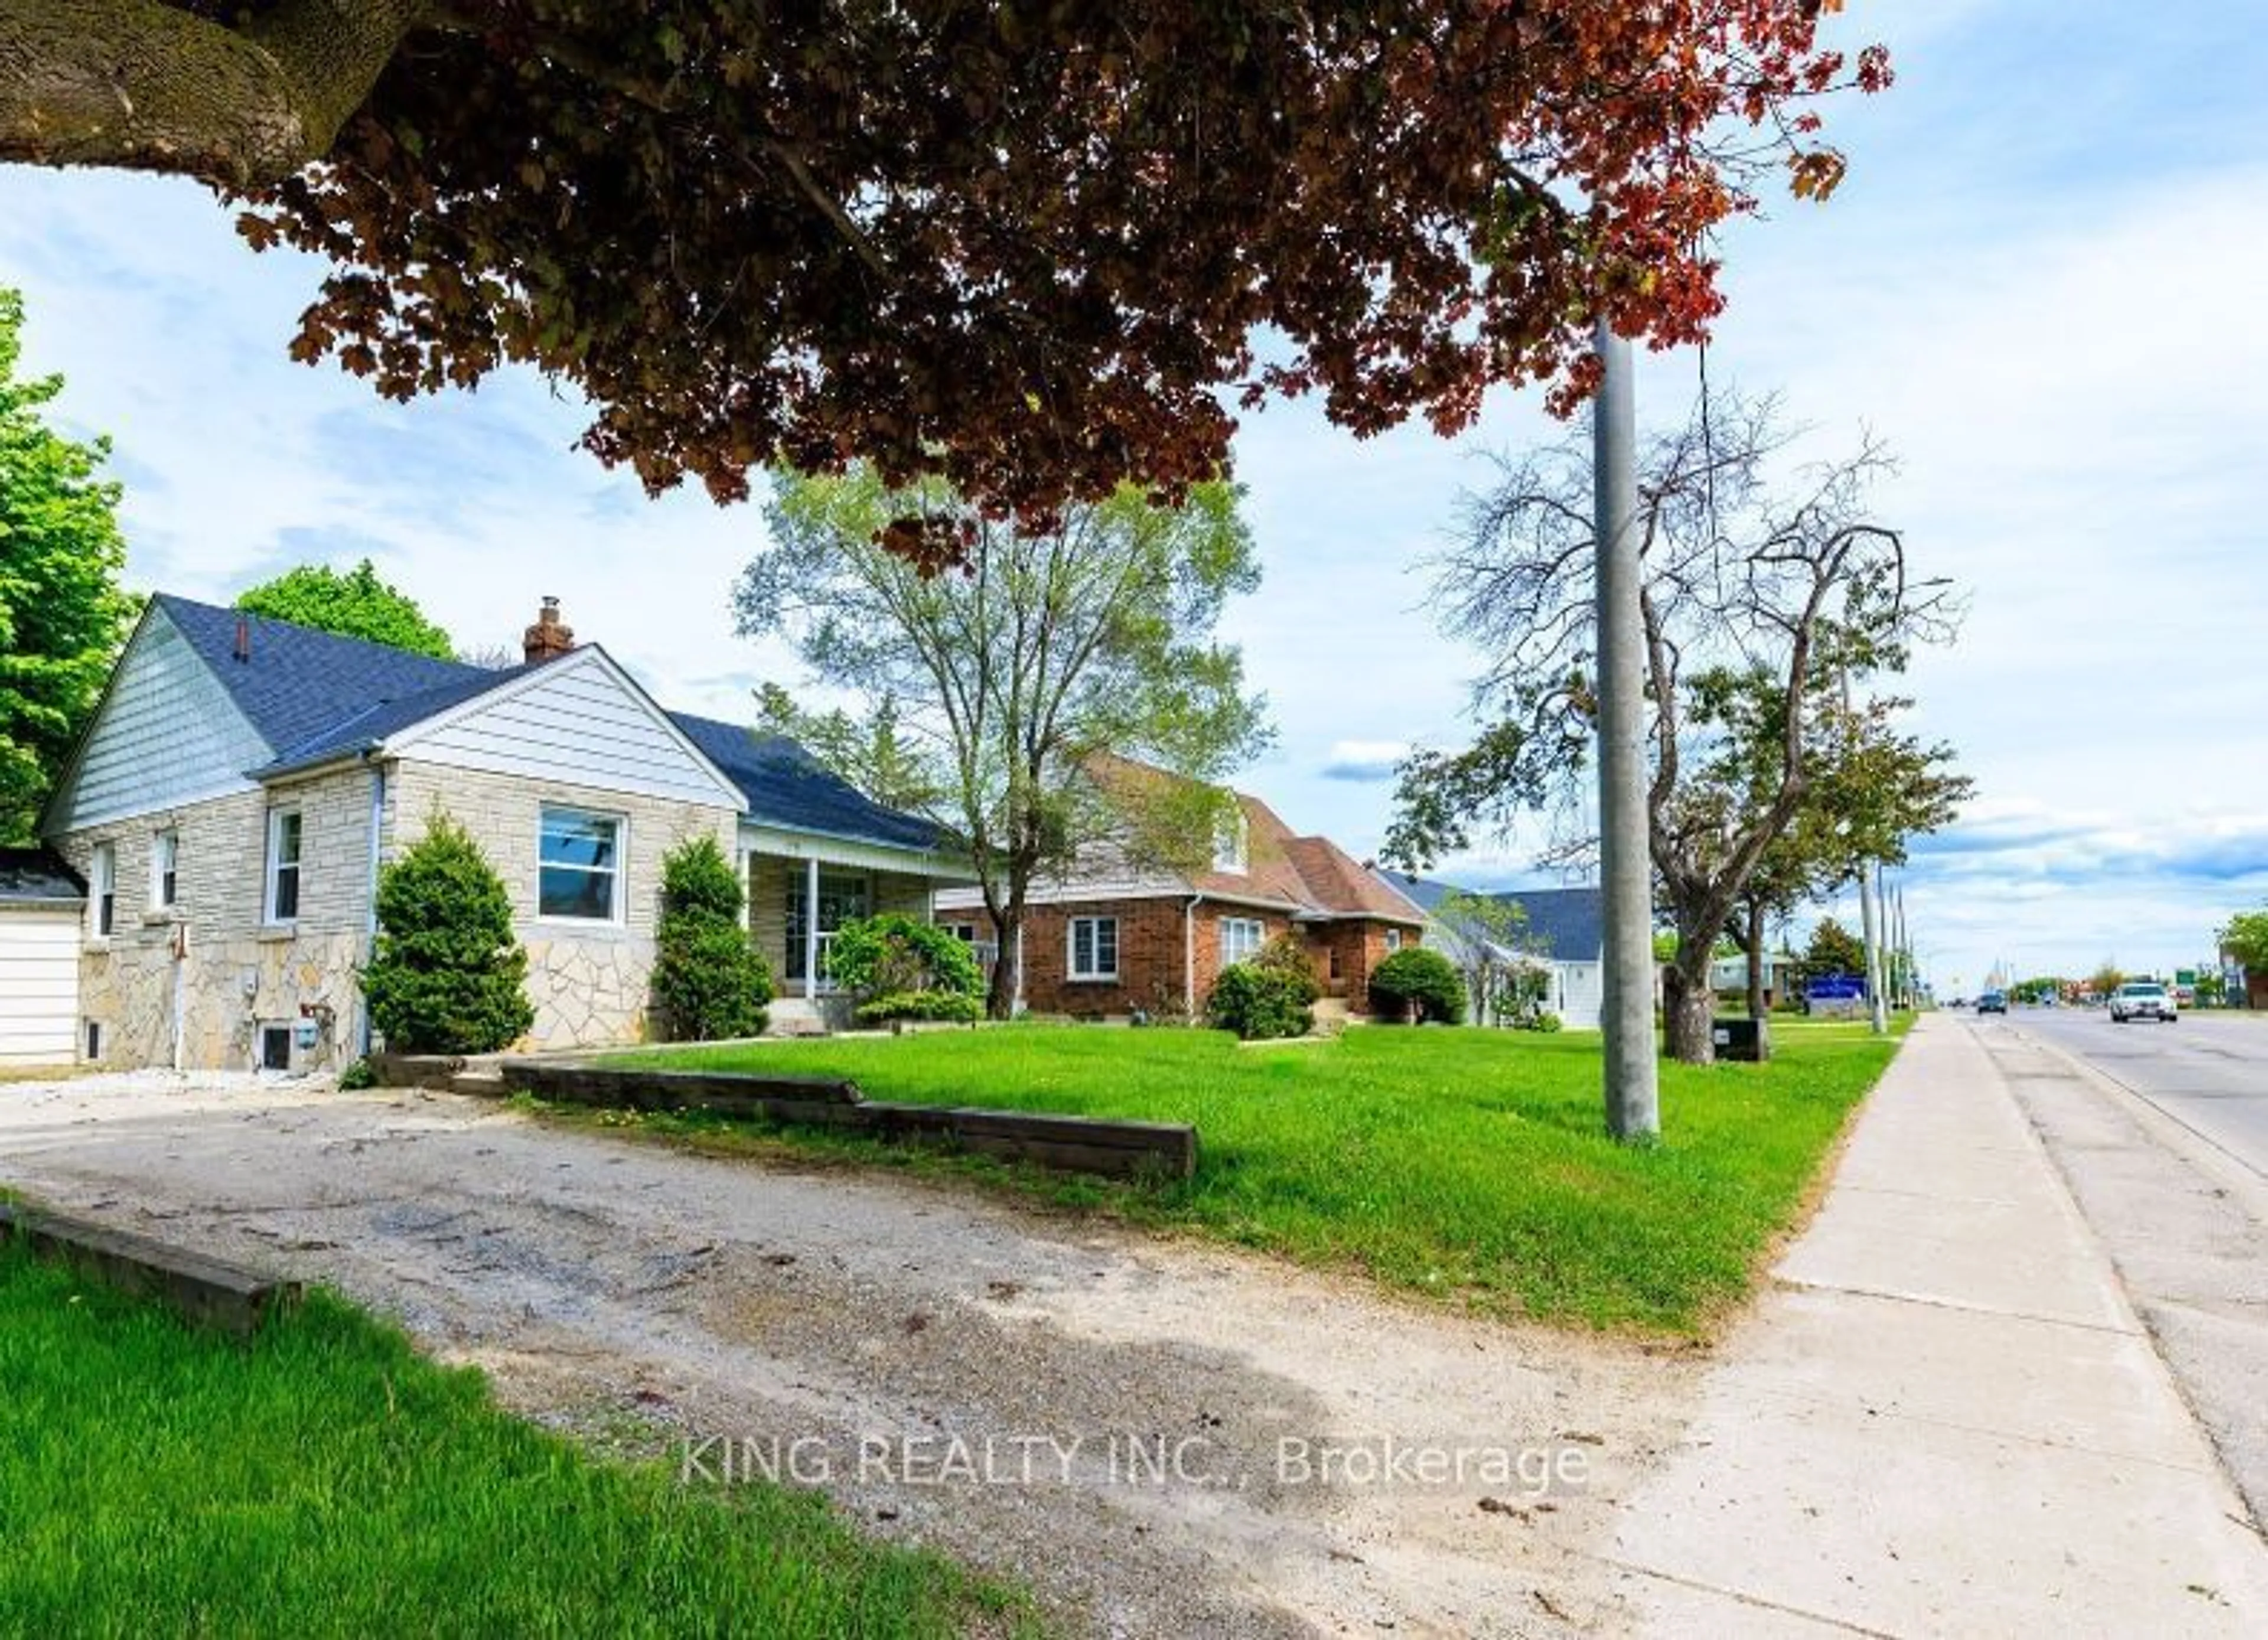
top-left (233, 617), bottom-right (250, 663)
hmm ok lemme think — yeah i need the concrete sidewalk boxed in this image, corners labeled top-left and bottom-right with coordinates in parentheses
top-left (1603, 1013), bottom-right (2268, 1635)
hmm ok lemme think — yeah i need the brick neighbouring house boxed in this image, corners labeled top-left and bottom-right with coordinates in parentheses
top-left (935, 754), bottom-right (1426, 1020)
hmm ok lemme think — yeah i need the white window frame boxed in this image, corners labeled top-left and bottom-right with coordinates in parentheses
top-left (1218, 916), bottom-right (1265, 968)
top-left (1068, 915), bottom-right (1119, 982)
top-left (1384, 928), bottom-right (1403, 954)
top-left (264, 808), bottom-right (302, 925)
top-left (151, 828), bottom-right (179, 911)
top-left (88, 842), bottom-right (115, 939)
top-left (537, 805), bottom-right (625, 924)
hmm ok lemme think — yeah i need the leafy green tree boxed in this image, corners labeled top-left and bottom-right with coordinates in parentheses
top-left (364, 813), bottom-right (535, 1054)
top-left (1368, 947), bottom-right (1466, 1025)
top-left (650, 836), bottom-right (773, 1041)
top-left (1699, 667), bottom-right (1970, 1021)
top-left (0, 286), bottom-right (135, 844)
top-left (2087, 961), bottom-right (2126, 999)
top-left (1800, 918), bottom-right (1868, 992)
top-left (236, 559), bottom-right (454, 658)
top-left (738, 469), bottom-right (1271, 1018)
top-left (753, 685), bottom-right (942, 817)
top-left (1385, 391), bottom-right (1962, 1065)
top-left (2221, 911), bottom-right (2268, 976)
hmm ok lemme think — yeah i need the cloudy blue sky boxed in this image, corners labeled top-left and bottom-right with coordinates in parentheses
top-left (2, 0), bottom-right (2262, 996)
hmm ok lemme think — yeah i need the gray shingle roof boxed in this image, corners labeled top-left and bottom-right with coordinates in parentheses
top-left (0, 847), bottom-right (85, 905)
top-left (670, 713), bottom-right (947, 853)
top-left (156, 593), bottom-right (490, 759)
top-left (1368, 870), bottom-right (1605, 962)
top-left (152, 594), bottom-right (948, 855)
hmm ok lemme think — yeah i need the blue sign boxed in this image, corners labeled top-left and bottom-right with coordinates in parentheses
top-left (1806, 973), bottom-right (1867, 1001)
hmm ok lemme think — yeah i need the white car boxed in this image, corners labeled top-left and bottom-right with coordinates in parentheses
top-left (2109, 982), bottom-right (2177, 1023)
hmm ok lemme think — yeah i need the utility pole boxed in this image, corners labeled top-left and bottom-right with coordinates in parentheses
top-left (1593, 318), bottom-right (1659, 1140)
top-left (1839, 666), bottom-right (1889, 1035)
top-left (1860, 861), bottom-right (1888, 1032)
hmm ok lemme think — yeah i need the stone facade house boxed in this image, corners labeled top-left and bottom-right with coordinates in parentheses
top-left (1368, 871), bottom-right (1606, 1031)
top-left (936, 755), bottom-right (1426, 1020)
top-left (38, 594), bottom-right (967, 1071)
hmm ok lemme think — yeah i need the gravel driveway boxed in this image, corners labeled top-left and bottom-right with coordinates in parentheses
top-left (1, 1072), bottom-right (1705, 1636)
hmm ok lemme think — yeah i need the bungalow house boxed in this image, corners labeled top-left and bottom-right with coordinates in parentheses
top-left (1366, 870), bottom-right (1606, 1030)
top-left (37, 594), bottom-right (967, 1071)
top-left (936, 755), bottom-right (1426, 1020)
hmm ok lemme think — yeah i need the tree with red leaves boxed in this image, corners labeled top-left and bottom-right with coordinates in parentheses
top-left (1, 3), bottom-right (1888, 561)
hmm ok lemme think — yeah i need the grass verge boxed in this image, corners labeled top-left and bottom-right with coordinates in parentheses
top-left (0, 1237), bottom-right (1038, 1638)
top-left (605, 1022), bottom-right (1905, 1335)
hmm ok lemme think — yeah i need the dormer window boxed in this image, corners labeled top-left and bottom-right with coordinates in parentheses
top-left (1213, 808), bottom-right (1249, 874)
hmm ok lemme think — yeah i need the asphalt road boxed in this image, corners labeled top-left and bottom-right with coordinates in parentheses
top-left (2005, 1006), bottom-right (2268, 1180)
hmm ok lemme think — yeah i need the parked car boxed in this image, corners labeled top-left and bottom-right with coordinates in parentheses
top-left (1977, 990), bottom-right (2008, 1015)
top-left (2110, 981), bottom-right (2176, 1023)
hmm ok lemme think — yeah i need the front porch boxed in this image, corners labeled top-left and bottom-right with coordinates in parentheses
top-left (740, 825), bottom-right (976, 1030)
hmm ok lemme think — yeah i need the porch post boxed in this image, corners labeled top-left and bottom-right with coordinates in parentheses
top-left (739, 850), bottom-right (754, 932)
top-left (804, 855), bottom-right (821, 1001)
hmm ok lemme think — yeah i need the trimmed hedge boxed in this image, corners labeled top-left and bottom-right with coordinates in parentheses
top-left (363, 814), bottom-right (534, 1054)
top-left (1368, 946), bottom-right (1465, 1025)
top-left (853, 990), bottom-right (984, 1026)
top-left (651, 837), bottom-right (773, 1041)
top-left (827, 914), bottom-right (985, 1025)
top-left (1207, 934), bottom-right (1319, 1039)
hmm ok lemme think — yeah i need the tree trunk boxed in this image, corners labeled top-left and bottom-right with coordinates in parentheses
top-left (984, 905), bottom-right (1020, 1020)
top-left (0, 0), bottom-right (428, 184)
top-left (1662, 956), bottom-right (1717, 1065)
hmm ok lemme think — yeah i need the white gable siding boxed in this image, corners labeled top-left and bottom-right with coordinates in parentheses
top-left (389, 655), bottom-right (737, 808)
top-left (48, 611), bottom-right (269, 832)
top-left (0, 908), bottom-right (80, 1065)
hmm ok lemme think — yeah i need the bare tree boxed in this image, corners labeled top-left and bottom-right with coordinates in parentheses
top-left (1386, 392), bottom-right (1961, 1063)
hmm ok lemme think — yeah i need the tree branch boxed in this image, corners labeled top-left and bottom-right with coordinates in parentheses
top-left (0, 0), bottom-right (431, 184)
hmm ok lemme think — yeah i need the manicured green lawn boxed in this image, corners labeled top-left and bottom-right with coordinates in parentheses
top-left (0, 1240), bottom-right (1036, 1638)
top-left (621, 1023), bottom-right (1903, 1333)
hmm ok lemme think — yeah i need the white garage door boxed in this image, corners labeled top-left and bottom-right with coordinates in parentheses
top-left (0, 908), bottom-right (80, 1067)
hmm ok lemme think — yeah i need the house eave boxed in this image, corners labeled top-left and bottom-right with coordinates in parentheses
top-left (739, 821), bottom-right (973, 880)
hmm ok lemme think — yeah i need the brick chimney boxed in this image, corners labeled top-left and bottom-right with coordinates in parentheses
top-left (522, 596), bottom-right (575, 664)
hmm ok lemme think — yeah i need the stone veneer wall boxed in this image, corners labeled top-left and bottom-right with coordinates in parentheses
top-left (386, 761), bottom-right (738, 1052)
top-left (55, 767), bottom-right (377, 1072)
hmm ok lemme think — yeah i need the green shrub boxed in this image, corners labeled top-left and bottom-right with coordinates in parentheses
top-left (1207, 934), bottom-right (1319, 1039)
top-left (826, 914), bottom-right (983, 1023)
top-left (853, 990), bottom-right (985, 1026)
top-left (651, 837), bottom-right (774, 1041)
top-left (1524, 1010), bottom-right (1564, 1033)
top-left (336, 1056), bottom-right (378, 1090)
top-left (363, 814), bottom-right (535, 1055)
top-left (1368, 945), bottom-right (1465, 1024)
